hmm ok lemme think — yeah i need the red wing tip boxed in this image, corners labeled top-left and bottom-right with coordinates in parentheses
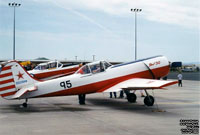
top-left (160, 81), bottom-right (178, 88)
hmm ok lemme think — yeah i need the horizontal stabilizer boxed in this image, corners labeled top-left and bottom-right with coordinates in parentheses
top-left (102, 78), bottom-right (177, 93)
top-left (12, 86), bottom-right (37, 99)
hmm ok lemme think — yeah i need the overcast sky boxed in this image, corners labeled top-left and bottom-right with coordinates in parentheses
top-left (0, 0), bottom-right (199, 63)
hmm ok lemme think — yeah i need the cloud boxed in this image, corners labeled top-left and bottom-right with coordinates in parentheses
top-left (2, 0), bottom-right (199, 29)
top-left (142, 0), bottom-right (199, 28)
top-left (31, 0), bottom-right (114, 34)
top-left (42, 0), bottom-right (199, 29)
top-left (52, 1), bottom-right (114, 34)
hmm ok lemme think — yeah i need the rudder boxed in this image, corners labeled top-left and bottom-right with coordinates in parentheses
top-left (0, 61), bottom-right (38, 99)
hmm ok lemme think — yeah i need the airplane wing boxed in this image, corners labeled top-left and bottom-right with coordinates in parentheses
top-left (12, 86), bottom-right (37, 99)
top-left (100, 78), bottom-right (178, 93)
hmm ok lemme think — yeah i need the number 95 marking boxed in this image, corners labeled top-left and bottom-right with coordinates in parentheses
top-left (60, 80), bottom-right (72, 89)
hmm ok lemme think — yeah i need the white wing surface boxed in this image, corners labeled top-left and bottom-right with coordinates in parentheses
top-left (102, 78), bottom-right (177, 93)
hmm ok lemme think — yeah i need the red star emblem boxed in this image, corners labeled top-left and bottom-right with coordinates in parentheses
top-left (16, 71), bottom-right (24, 80)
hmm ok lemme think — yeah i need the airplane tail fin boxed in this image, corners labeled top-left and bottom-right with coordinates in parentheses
top-left (0, 61), bottom-right (38, 99)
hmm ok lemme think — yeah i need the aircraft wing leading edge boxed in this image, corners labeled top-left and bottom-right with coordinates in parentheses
top-left (101, 78), bottom-right (178, 93)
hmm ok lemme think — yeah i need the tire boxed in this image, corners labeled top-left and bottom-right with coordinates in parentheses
top-left (127, 93), bottom-right (137, 103)
top-left (22, 103), bottom-right (28, 108)
top-left (79, 94), bottom-right (85, 105)
top-left (144, 96), bottom-right (154, 106)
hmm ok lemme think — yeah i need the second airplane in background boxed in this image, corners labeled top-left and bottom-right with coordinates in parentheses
top-left (28, 61), bottom-right (80, 80)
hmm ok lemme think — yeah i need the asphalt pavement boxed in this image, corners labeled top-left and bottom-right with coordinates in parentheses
top-left (0, 80), bottom-right (199, 135)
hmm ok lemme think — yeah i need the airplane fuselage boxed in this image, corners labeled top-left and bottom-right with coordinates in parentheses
top-left (21, 56), bottom-right (170, 99)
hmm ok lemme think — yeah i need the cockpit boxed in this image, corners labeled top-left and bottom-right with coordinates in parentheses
top-left (34, 61), bottom-right (63, 70)
top-left (76, 61), bottom-right (112, 75)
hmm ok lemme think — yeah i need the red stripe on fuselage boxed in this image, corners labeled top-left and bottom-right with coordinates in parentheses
top-left (36, 65), bottom-right (170, 98)
top-left (33, 67), bottom-right (79, 79)
top-left (0, 79), bottom-right (14, 85)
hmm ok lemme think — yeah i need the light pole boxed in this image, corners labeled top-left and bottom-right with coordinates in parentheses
top-left (8, 2), bottom-right (21, 60)
top-left (131, 8), bottom-right (142, 61)
top-left (92, 55), bottom-right (95, 61)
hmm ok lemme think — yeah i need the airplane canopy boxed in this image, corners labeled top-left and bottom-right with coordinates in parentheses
top-left (34, 61), bottom-right (63, 70)
top-left (76, 61), bottom-right (112, 75)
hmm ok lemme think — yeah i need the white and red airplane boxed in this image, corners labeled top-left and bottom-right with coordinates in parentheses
top-left (28, 61), bottom-right (80, 80)
top-left (0, 55), bottom-right (177, 107)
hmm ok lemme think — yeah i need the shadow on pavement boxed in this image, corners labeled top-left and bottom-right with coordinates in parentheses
top-left (0, 103), bottom-right (91, 113)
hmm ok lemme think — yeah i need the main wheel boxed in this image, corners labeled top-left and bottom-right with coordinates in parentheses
top-left (79, 100), bottom-right (85, 105)
top-left (144, 96), bottom-right (154, 106)
top-left (78, 94), bottom-right (86, 105)
top-left (127, 93), bottom-right (137, 103)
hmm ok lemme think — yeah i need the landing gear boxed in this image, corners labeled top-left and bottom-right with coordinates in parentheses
top-left (144, 96), bottom-right (154, 106)
top-left (78, 94), bottom-right (86, 105)
top-left (22, 103), bottom-right (28, 108)
top-left (143, 90), bottom-right (154, 106)
top-left (127, 93), bottom-right (137, 103)
top-left (22, 98), bottom-right (28, 108)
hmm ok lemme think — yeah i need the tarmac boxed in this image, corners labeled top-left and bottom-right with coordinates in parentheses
top-left (0, 80), bottom-right (199, 135)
